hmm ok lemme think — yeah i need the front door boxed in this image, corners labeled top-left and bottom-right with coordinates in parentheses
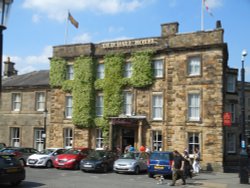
top-left (122, 128), bottom-right (135, 152)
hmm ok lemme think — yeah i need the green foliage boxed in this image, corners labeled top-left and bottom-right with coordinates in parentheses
top-left (50, 57), bottom-right (67, 87)
top-left (72, 56), bottom-right (96, 128)
top-left (130, 51), bottom-right (154, 87)
top-left (62, 80), bottom-right (74, 92)
top-left (103, 54), bottom-right (125, 117)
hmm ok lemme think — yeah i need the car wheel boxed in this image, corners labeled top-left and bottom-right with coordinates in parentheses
top-left (46, 160), bottom-right (53, 168)
top-left (10, 180), bottom-right (22, 186)
top-left (148, 173), bottom-right (154, 178)
top-left (134, 166), bottom-right (140, 175)
top-left (103, 164), bottom-right (108, 173)
top-left (19, 159), bottom-right (25, 167)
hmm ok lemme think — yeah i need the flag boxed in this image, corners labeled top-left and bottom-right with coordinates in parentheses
top-left (68, 12), bottom-right (79, 28)
top-left (203, 0), bottom-right (213, 16)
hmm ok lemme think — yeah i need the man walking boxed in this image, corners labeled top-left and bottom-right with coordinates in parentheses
top-left (169, 150), bottom-right (186, 186)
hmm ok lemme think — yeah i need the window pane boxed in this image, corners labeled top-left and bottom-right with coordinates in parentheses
top-left (64, 128), bottom-right (73, 148)
top-left (152, 131), bottom-right (162, 151)
top-left (66, 96), bottom-right (73, 118)
top-left (153, 60), bottom-right (163, 78)
top-left (12, 93), bottom-right (21, 111)
top-left (10, 128), bottom-right (20, 147)
top-left (96, 95), bottom-right (104, 116)
top-left (188, 133), bottom-right (199, 154)
top-left (188, 93), bottom-right (200, 121)
top-left (227, 75), bottom-right (235, 92)
top-left (67, 65), bottom-right (74, 80)
top-left (152, 94), bottom-right (163, 120)
top-left (124, 92), bottom-right (132, 115)
top-left (124, 62), bottom-right (132, 78)
top-left (97, 64), bottom-right (105, 79)
top-left (188, 57), bottom-right (200, 76)
top-left (36, 92), bottom-right (45, 111)
top-left (96, 129), bottom-right (104, 149)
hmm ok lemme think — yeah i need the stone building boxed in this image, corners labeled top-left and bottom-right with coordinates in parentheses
top-left (48, 22), bottom-right (232, 171)
top-left (0, 58), bottom-right (50, 151)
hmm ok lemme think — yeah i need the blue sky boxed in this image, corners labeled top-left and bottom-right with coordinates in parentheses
top-left (3, 0), bottom-right (250, 81)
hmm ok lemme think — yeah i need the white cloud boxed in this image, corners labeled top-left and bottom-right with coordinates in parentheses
top-left (205, 0), bottom-right (223, 9)
top-left (72, 33), bottom-right (92, 43)
top-left (22, 0), bottom-right (146, 22)
top-left (4, 46), bottom-right (52, 75)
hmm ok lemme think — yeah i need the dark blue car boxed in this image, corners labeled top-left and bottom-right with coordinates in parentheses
top-left (147, 151), bottom-right (173, 178)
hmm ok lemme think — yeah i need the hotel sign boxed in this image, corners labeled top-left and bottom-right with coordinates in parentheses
top-left (101, 38), bottom-right (158, 49)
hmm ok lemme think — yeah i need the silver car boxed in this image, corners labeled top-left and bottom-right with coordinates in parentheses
top-left (113, 152), bottom-right (149, 174)
top-left (27, 148), bottom-right (65, 168)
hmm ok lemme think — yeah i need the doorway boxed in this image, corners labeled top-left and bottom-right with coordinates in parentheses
top-left (122, 128), bottom-right (135, 152)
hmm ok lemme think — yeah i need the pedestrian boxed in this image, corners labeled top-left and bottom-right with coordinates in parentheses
top-left (145, 145), bottom-right (151, 153)
top-left (182, 149), bottom-right (192, 179)
top-left (192, 147), bottom-right (201, 174)
top-left (169, 150), bottom-right (186, 186)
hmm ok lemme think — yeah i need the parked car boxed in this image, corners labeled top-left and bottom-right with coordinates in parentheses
top-left (53, 147), bottom-right (92, 170)
top-left (147, 151), bottom-right (173, 178)
top-left (0, 143), bottom-right (6, 150)
top-left (0, 147), bottom-right (38, 166)
top-left (80, 150), bottom-right (117, 173)
top-left (113, 152), bottom-right (149, 174)
top-left (27, 148), bottom-right (66, 168)
top-left (0, 153), bottom-right (25, 186)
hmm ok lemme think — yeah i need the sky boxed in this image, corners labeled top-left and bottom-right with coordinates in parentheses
top-left (3, 0), bottom-right (250, 81)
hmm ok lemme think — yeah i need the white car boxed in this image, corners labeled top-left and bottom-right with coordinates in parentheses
top-left (26, 148), bottom-right (66, 168)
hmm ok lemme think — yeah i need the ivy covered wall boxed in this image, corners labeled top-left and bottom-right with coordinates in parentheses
top-left (49, 51), bottom-right (154, 133)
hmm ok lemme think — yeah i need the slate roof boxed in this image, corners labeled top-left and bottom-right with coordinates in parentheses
top-left (2, 70), bottom-right (50, 88)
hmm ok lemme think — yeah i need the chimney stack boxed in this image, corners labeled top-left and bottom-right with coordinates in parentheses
top-left (4, 57), bottom-right (18, 78)
top-left (161, 22), bottom-right (179, 37)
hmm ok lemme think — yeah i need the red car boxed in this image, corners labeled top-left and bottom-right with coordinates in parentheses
top-left (53, 148), bottom-right (92, 170)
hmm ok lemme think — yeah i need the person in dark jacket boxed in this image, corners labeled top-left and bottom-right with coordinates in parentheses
top-left (169, 150), bottom-right (186, 186)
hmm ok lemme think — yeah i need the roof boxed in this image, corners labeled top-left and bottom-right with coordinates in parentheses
top-left (2, 70), bottom-right (50, 88)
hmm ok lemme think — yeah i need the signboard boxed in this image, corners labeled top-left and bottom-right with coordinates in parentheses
top-left (223, 112), bottom-right (232, 126)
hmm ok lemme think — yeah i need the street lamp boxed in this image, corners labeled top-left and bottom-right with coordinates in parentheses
top-left (0, 0), bottom-right (14, 96)
top-left (43, 109), bottom-right (48, 150)
top-left (239, 49), bottom-right (249, 184)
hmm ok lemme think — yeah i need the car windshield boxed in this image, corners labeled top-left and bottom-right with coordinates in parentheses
top-left (150, 153), bottom-right (171, 160)
top-left (119, 152), bottom-right (139, 159)
top-left (0, 155), bottom-right (19, 168)
top-left (86, 151), bottom-right (106, 160)
top-left (64, 149), bottom-right (80, 155)
top-left (0, 149), bottom-right (15, 153)
top-left (38, 149), bottom-right (55, 155)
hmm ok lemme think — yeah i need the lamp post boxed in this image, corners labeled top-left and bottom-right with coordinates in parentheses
top-left (0, 0), bottom-right (14, 96)
top-left (43, 109), bottom-right (48, 150)
top-left (239, 49), bottom-right (249, 184)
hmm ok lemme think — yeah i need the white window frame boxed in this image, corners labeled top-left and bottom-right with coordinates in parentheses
top-left (12, 93), bottom-right (21, 111)
top-left (97, 64), bottom-right (105, 79)
top-left (36, 92), bottom-right (45, 111)
top-left (188, 132), bottom-right (200, 155)
top-left (67, 64), bottom-right (74, 80)
top-left (153, 59), bottom-right (164, 78)
top-left (152, 130), bottom-right (162, 151)
top-left (34, 128), bottom-right (44, 151)
top-left (96, 129), bottom-right (104, 150)
top-left (227, 133), bottom-right (236, 153)
top-left (188, 93), bottom-right (200, 121)
top-left (64, 128), bottom-right (73, 148)
top-left (187, 56), bottom-right (201, 76)
top-left (10, 127), bottom-right (20, 147)
top-left (124, 62), bottom-right (132, 78)
top-left (152, 93), bottom-right (163, 120)
top-left (123, 91), bottom-right (133, 116)
top-left (227, 74), bottom-right (236, 92)
top-left (96, 94), bottom-right (104, 117)
top-left (65, 96), bottom-right (73, 119)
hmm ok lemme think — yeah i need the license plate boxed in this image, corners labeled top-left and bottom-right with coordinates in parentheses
top-left (29, 160), bottom-right (35, 164)
top-left (83, 164), bottom-right (92, 168)
top-left (6, 168), bottom-right (18, 173)
top-left (154, 166), bottom-right (164, 170)
top-left (58, 163), bottom-right (64, 166)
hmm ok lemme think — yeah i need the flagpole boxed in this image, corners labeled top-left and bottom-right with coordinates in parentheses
top-left (64, 10), bottom-right (69, 45)
top-left (201, 0), bottom-right (204, 31)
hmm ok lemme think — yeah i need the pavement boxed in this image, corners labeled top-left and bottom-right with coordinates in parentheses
top-left (176, 172), bottom-right (250, 188)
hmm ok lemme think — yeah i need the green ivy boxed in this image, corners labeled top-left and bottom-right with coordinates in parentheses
top-left (130, 51), bottom-right (154, 88)
top-left (103, 54), bottom-right (125, 117)
top-left (50, 57), bottom-right (67, 87)
top-left (72, 56), bottom-right (96, 128)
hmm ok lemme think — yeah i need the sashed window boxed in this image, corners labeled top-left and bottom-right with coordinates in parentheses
top-left (187, 56), bottom-right (201, 76)
top-left (188, 133), bottom-right (200, 154)
top-left (64, 128), bottom-right (73, 148)
top-left (96, 94), bottom-right (104, 117)
top-left (36, 92), bottom-right (45, 111)
top-left (67, 65), bottom-right (74, 80)
top-left (12, 93), bottom-right (21, 111)
top-left (97, 64), bottom-right (105, 79)
top-left (152, 131), bottom-right (162, 151)
top-left (188, 93), bottom-right (200, 121)
top-left (96, 129), bottom-right (104, 150)
top-left (65, 96), bottom-right (73, 118)
top-left (227, 74), bottom-right (236, 93)
top-left (152, 94), bottom-right (163, 120)
top-left (227, 133), bottom-right (236, 153)
top-left (124, 62), bottom-right (132, 78)
top-left (153, 59), bottom-right (163, 78)
top-left (123, 91), bottom-right (132, 116)
top-left (10, 127), bottom-right (20, 147)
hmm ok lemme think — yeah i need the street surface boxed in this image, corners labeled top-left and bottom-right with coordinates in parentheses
top-left (0, 167), bottom-right (249, 188)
